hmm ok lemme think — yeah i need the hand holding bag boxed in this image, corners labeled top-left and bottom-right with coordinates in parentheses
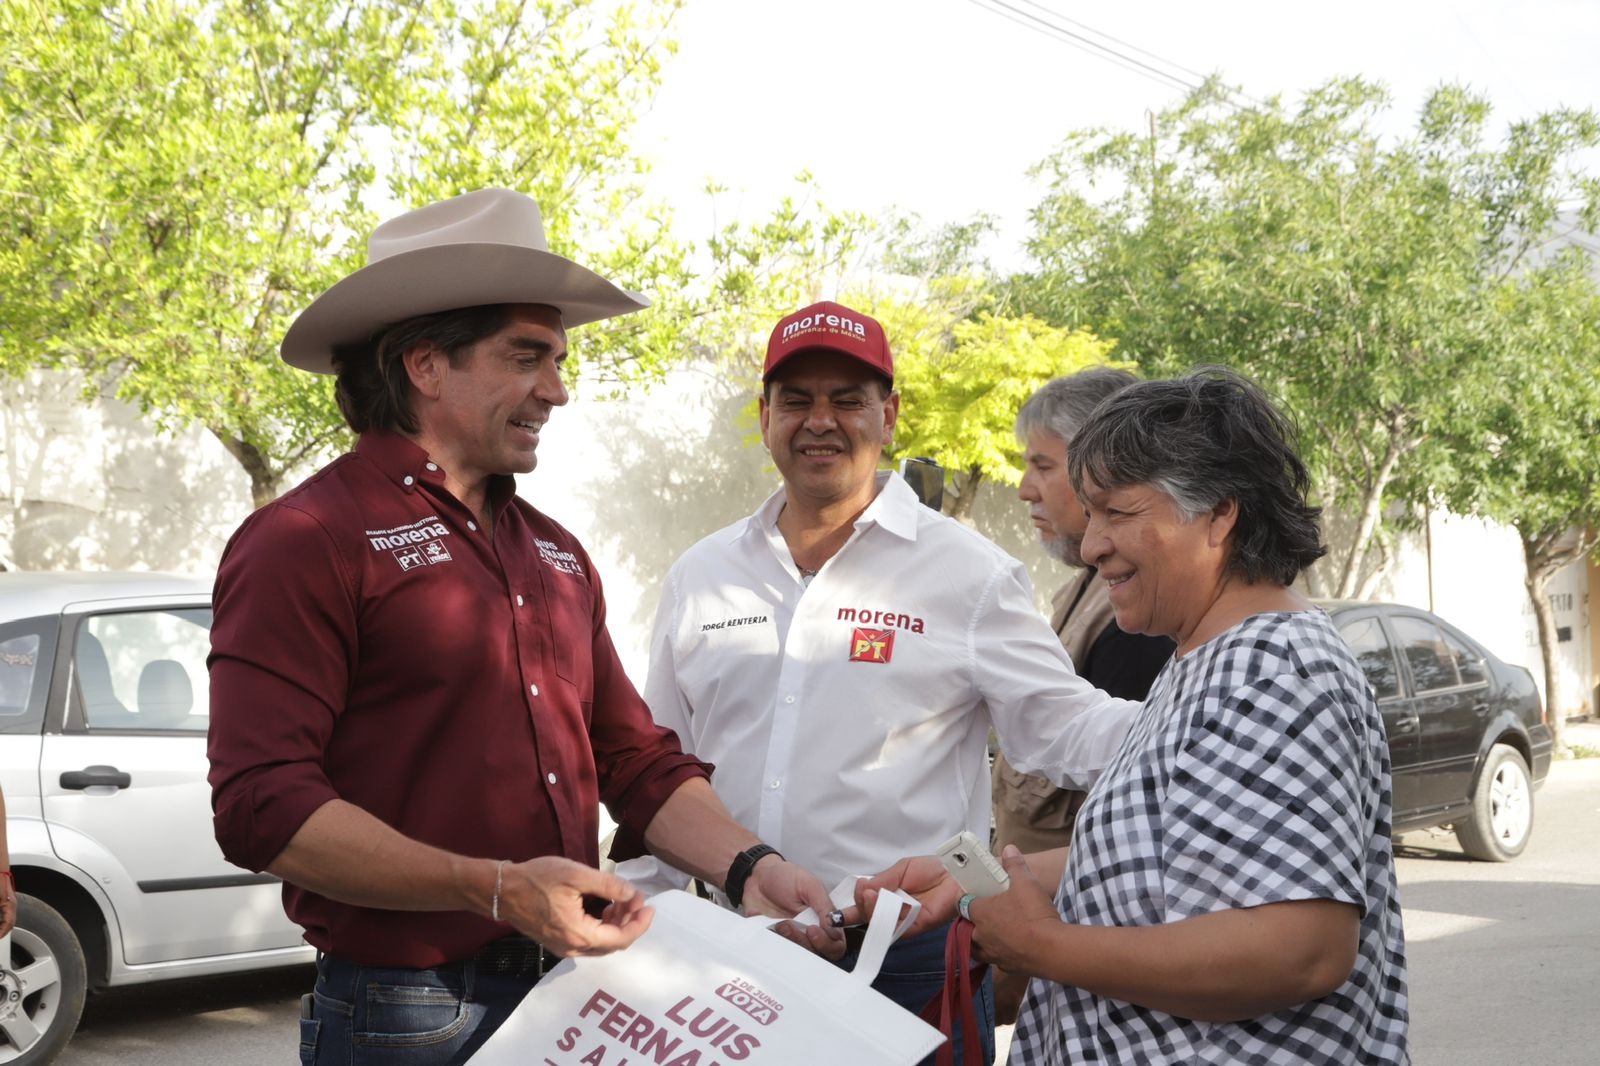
top-left (468, 887), bottom-right (945, 1065)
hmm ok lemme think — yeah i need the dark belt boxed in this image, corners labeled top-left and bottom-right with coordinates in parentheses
top-left (473, 936), bottom-right (561, 978)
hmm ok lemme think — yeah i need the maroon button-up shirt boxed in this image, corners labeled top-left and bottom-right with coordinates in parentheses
top-left (207, 431), bottom-right (710, 967)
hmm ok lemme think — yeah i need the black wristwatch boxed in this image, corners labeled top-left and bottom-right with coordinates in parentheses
top-left (724, 843), bottom-right (783, 909)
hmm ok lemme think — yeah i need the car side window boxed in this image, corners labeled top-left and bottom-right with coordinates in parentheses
top-left (1439, 628), bottom-right (1489, 686)
top-left (1338, 617), bottom-right (1403, 700)
top-left (0, 634), bottom-right (40, 717)
top-left (72, 608), bottom-right (212, 732)
top-left (1390, 615), bottom-right (1461, 693)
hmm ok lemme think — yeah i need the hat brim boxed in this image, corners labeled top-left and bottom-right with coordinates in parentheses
top-left (280, 243), bottom-right (650, 373)
top-left (763, 344), bottom-right (894, 385)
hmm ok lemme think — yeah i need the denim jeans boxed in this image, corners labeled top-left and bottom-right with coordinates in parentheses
top-left (838, 922), bottom-right (996, 1066)
top-left (299, 948), bottom-right (545, 1066)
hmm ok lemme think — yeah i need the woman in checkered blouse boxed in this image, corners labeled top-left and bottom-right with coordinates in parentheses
top-left (862, 368), bottom-right (1410, 1064)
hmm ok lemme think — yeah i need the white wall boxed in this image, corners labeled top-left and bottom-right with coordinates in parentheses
top-left (0, 371), bottom-right (251, 575)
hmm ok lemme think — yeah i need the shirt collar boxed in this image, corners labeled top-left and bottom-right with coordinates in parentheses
top-left (355, 430), bottom-right (517, 516)
top-left (739, 470), bottom-right (921, 544)
top-left (861, 471), bottom-right (921, 542)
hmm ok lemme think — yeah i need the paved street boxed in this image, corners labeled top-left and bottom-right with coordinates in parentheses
top-left (1396, 753), bottom-right (1600, 1066)
top-left (58, 755), bottom-right (1600, 1065)
top-left (59, 964), bottom-right (312, 1065)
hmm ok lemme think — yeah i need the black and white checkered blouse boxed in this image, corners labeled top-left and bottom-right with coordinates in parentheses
top-left (1011, 609), bottom-right (1411, 1065)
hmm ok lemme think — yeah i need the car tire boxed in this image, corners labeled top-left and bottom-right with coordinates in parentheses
top-left (1455, 744), bottom-right (1534, 862)
top-left (0, 894), bottom-right (88, 1065)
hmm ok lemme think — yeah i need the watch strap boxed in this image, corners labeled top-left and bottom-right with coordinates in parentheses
top-left (724, 843), bottom-right (782, 909)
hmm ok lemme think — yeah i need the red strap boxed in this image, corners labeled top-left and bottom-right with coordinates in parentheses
top-left (919, 920), bottom-right (989, 1066)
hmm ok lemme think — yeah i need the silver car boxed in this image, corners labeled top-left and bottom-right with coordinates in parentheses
top-left (0, 571), bottom-right (311, 1064)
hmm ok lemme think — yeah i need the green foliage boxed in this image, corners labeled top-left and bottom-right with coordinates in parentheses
top-left (891, 312), bottom-right (1120, 488)
top-left (1433, 248), bottom-right (1600, 545)
top-left (1015, 76), bottom-right (1600, 596)
top-left (690, 175), bottom-right (878, 387)
top-left (0, 0), bottom-right (688, 502)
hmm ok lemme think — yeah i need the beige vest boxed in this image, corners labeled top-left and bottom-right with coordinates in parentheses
top-left (1052, 568), bottom-right (1118, 669)
top-left (990, 569), bottom-right (1115, 853)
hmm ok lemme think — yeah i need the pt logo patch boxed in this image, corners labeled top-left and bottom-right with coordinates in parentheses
top-left (393, 547), bottom-right (427, 571)
top-left (849, 627), bottom-right (895, 664)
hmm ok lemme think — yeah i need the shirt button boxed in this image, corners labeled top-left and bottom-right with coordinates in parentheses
top-left (769, 779), bottom-right (781, 790)
top-left (530, 684), bottom-right (540, 697)
top-left (426, 462), bottom-right (438, 471)
top-left (468, 521), bottom-right (478, 531)
top-left (403, 475), bottom-right (414, 486)
top-left (516, 595), bottom-right (525, 606)
top-left (547, 772), bottom-right (558, 785)
top-left (784, 695), bottom-right (795, 704)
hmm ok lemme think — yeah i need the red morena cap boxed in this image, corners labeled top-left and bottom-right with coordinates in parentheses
top-left (763, 300), bottom-right (893, 384)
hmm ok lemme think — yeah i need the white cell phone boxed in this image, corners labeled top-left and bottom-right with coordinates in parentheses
top-left (935, 830), bottom-right (1010, 898)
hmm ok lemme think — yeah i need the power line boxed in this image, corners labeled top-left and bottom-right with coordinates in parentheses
top-left (961, 0), bottom-right (1195, 96)
top-left (962, 0), bottom-right (1264, 112)
top-left (1013, 0), bottom-right (1213, 86)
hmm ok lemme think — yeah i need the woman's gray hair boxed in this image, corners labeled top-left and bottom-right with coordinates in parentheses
top-left (1067, 366), bottom-right (1327, 585)
top-left (1015, 366), bottom-right (1140, 443)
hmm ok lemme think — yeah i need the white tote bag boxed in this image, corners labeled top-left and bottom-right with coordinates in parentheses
top-left (467, 888), bottom-right (944, 1065)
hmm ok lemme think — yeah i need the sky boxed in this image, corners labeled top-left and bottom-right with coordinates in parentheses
top-left (631, 0), bottom-right (1600, 269)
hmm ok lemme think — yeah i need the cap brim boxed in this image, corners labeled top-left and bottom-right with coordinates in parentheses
top-left (763, 344), bottom-right (893, 385)
top-left (280, 243), bottom-right (650, 373)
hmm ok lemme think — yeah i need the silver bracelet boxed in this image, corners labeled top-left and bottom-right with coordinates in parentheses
top-left (491, 859), bottom-right (508, 922)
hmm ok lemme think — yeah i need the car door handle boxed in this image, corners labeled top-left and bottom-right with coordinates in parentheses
top-left (60, 765), bottom-right (132, 790)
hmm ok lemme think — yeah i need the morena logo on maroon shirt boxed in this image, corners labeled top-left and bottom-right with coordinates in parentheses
top-left (365, 516), bottom-right (454, 571)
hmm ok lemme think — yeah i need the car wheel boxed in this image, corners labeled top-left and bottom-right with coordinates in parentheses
top-left (0, 894), bottom-right (88, 1065)
top-left (1455, 744), bottom-right (1534, 862)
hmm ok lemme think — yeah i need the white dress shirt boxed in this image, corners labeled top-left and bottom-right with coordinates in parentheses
top-left (619, 472), bottom-right (1135, 891)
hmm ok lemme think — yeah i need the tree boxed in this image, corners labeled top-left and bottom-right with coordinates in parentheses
top-left (886, 310), bottom-right (1120, 520)
top-left (689, 175), bottom-right (878, 377)
top-left (1431, 235), bottom-right (1600, 755)
top-left (0, 0), bottom-right (688, 506)
top-left (1016, 78), bottom-right (1600, 598)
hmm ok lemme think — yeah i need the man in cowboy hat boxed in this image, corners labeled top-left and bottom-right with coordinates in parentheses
top-left (207, 189), bottom-right (837, 1065)
top-left (618, 300), bottom-right (1138, 1066)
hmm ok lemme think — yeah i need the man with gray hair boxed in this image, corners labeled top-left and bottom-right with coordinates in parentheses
top-left (991, 367), bottom-right (1174, 1020)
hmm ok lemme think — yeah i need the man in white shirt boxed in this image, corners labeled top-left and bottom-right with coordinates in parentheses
top-left (619, 301), bottom-right (1133, 1066)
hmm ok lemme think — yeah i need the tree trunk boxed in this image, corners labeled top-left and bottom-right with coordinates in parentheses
top-left (1523, 539), bottom-right (1567, 758)
top-left (210, 427), bottom-right (282, 508)
top-left (1353, 553), bottom-right (1393, 602)
top-left (1334, 428), bottom-right (1407, 599)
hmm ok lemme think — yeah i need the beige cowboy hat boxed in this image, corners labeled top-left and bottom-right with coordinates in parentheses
top-left (280, 188), bottom-right (650, 373)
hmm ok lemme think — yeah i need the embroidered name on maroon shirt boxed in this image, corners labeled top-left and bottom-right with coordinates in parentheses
top-left (537, 538), bottom-right (585, 576)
